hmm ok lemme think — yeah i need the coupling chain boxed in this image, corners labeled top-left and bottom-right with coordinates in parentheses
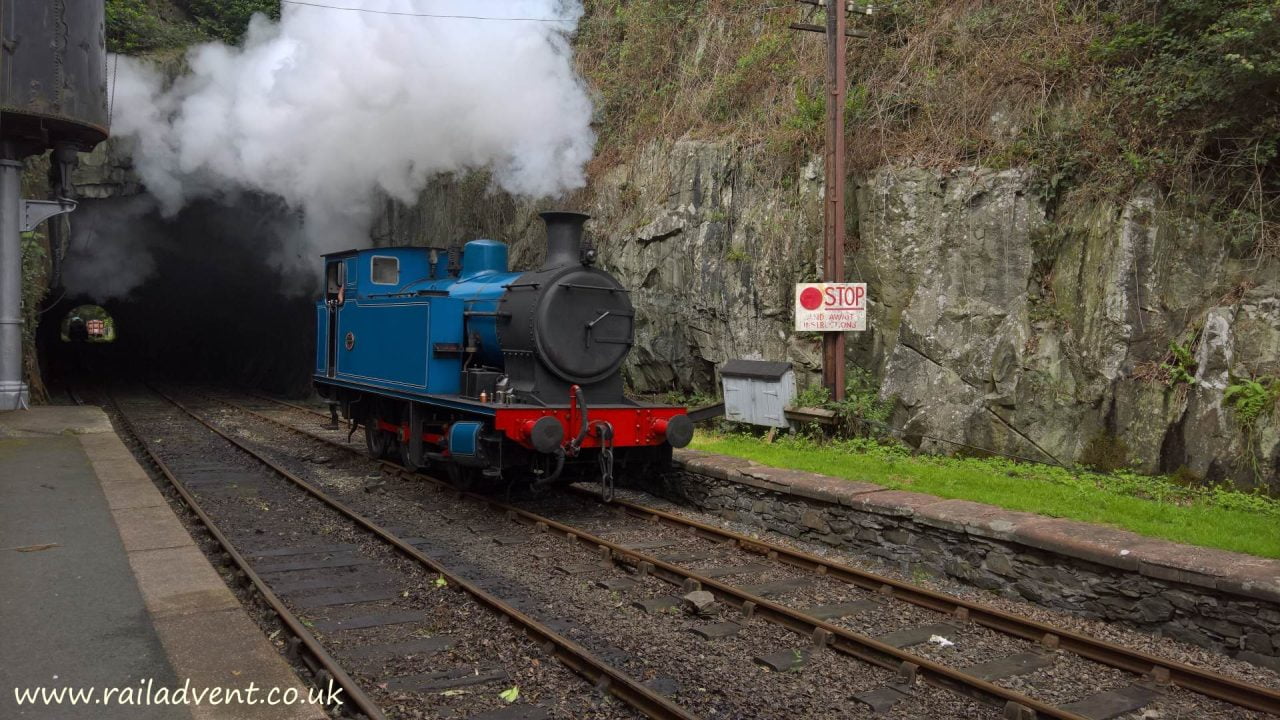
top-left (594, 421), bottom-right (615, 503)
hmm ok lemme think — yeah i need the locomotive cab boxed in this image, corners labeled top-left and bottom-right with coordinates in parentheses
top-left (314, 211), bottom-right (692, 495)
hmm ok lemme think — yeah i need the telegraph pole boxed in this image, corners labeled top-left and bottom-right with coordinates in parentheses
top-left (790, 1), bottom-right (868, 402)
top-left (823, 0), bottom-right (847, 402)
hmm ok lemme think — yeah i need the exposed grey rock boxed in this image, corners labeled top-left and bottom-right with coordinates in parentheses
top-left (1165, 590), bottom-right (1198, 611)
top-left (1014, 580), bottom-right (1049, 604)
top-left (1194, 615), bottom-right (1244, 638)
top-left (682, 590), bottom-right (716, 615)
top-left (71, 138), bottom-right (144, 199)
top-left (1234, 282), bottom-right (1280, 378)
top-left (1236, 651), bottom-right (1280, 674)
top-left (800, 509), bottom-right (828, 533)
top-left (1181, 307), bottom-right (1246, 481)
top-left (1136, 596), bottom-right (1175, 623)
top-left (985, 553), bottom-right (1016, 577)
top-left (883, 529), bottom-right (912, 545)
top-left (1244, 632), bottom-right (1274, 655)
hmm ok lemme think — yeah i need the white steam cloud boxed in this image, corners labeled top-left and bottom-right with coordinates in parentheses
top-left (111, 0), bottom-right (595, 264)
top-left (63, 195), bottom-right (160, 302)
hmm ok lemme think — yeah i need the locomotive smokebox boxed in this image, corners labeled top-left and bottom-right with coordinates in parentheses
top-left (0, 0), bottom-right (110, 157)
top-left (539, 211), bottom-right (589, 269)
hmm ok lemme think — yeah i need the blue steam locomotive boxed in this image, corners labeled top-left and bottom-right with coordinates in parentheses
top-left (314, 212), bottom-right (693, 492)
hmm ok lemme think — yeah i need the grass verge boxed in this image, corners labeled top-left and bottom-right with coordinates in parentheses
top-left (690, 432), bottom-right (1280, 559)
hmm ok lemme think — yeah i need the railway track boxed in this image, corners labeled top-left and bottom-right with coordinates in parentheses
top-left (198, 388), bottom-right (1280, 719)
top-left (107, 387), bottom-right (692, 720)
top-left (107, 390), bottom-right (386, 720)
top-left (141, 387), bottom-right (1012, 718)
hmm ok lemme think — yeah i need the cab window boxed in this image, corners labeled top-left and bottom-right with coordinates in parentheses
top-left (371, 256), bottom-right (399, 285)
top-left (326, 261), bottom-right (346, 299)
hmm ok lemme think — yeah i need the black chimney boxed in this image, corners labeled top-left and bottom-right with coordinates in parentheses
top-left (539, 211), bottom-right (589, 270)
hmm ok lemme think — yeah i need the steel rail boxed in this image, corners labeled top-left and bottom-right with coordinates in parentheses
top-left (153, 388), bottom-right (702, 720)
top-left (577, 489), bottom-right (1280, 716)
top-left (234, 390), bottom-right (1280, 717)
top-left (239, 390), bottom-right (331, 417)
top-left (106, 391), bottom-right (386, 720)
top-left (403, 468), bottom-right (1086, 720)
top-left (201, 392), bottom-right (1078, 718)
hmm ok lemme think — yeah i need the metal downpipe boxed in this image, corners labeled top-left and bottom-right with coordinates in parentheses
top-left (0, 158), bottom-right (28, 411)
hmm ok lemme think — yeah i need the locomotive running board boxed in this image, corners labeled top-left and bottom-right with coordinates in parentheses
top-left (686, 402), bottom-right (725, 423)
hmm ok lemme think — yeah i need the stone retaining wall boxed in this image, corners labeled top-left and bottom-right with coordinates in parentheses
top-left (652, 450), bottom-right (1280, 673)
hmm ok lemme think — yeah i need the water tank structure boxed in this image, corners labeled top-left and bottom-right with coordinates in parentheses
top-left (0, 0), bottom-right (108, 154)
top-left (0, 0), bottom-right (108, 410)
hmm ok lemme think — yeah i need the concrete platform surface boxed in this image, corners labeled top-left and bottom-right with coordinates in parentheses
top-left (0, 407), bottom-right (325, 720)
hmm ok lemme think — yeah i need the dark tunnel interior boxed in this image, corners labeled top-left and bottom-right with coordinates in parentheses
top-left (37, 196), bottom-right (321, 397)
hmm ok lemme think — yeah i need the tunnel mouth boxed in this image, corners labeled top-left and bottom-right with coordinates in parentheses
top-left (36, 195), bottom-right (319, 397)
top-left (60, 304), bottom-right (116, 344)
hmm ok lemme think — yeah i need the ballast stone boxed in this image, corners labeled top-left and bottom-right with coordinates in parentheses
top-left (682, 590), bottom-right (716, 615)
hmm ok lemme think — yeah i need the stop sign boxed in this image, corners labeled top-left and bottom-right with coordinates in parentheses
top-left (794, 283), bottom-right (867, 332)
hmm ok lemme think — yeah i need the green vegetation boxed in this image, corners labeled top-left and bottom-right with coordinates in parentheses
top-left (789, 367), bottom-right (893, 438)
top-left (660, 389), bottom-right (718, 409)
top-left (19, 233), bottom-right (44, 350)
top-left (708, 32), bottom-right (792, 122)
top-left (106, 0), bottom-right (190, 54)
top-left (178, 0), bottom-right (280, 44)
top-left (1079, 431), bottom-right (1132, 473)
top-left (785, 85), bottom-right (825, 136)
top-left (576, 0), bottom-right (826, 165)
top-left (691, 431), bottom-right (1280, 558)
top-left (1225, 376), bottom-right (1280, 428)
top-left (1224, 375), bottom-right (1280, 479)
top-left (106, 0), bottom-right (279, 53)
top-left (20, 232), bottom-right (47, 401)
top-left (1162, 338), bottom-right (1199, 387)
top-left (1027, 300), bottom-right (1065, 327)
top-left (1094, 0), bottom-right (1279, 254)
top-left (576, 0), bottom-right (1279, 255)
top-left (790, 384), bottom-right (829, 411)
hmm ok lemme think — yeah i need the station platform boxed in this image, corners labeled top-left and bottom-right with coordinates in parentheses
top-left (0, 406), bottom-right (325, 720)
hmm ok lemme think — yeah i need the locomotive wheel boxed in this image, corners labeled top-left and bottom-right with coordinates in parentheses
top-left (365, 423), bottom-right (389, 460)
top-left (399, 440), bottom-right (423, 473)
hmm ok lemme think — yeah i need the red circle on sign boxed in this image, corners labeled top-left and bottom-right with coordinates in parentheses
top-left (799, 287), bottom-right (823, 310)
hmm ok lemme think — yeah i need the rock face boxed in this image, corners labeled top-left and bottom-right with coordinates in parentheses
top-left (862, 168), bottom-right (1277, 486)
top-left (864, 168), bottom-right (1048, 462)
top-left (371, 141), bottom-right (1278, 488)
top-left (71, 138), bottom-right (144, 199)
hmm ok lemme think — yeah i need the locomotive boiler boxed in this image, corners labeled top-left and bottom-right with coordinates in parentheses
top-left (314, 211), bottom-right (693, 493)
